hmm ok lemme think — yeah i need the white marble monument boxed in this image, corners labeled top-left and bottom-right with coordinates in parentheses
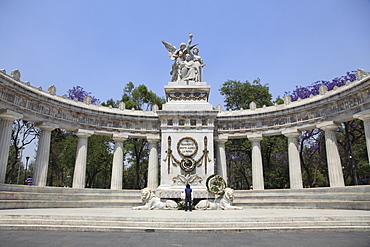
top-left (157, 33), bottom-right (218, 198)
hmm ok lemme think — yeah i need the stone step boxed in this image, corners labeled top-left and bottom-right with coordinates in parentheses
top-left (234, 186), bottom-right (370, 195)
top-left (0, 200), bottom-right (142, 209)
top-left (0, 191), bottom-right (140, 201)
top-left (1, 184), bottom-right (369, 210)
top-left (0, 215), bottom-right (368, 233)
top-left (233, 201), bottom-right (370, 210)
top-left (234, 193), bottom-right (370, 200)
top-left (0, 184), bottom-right (140, 196)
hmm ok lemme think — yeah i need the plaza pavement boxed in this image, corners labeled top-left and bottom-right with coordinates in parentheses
top-left (0, 207), bottom-right (369, 246)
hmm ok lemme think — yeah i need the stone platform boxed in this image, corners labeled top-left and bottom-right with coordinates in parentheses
top-left (0, 184), bottom-right (369, 233)
top-left (0, 207), bottom-right (369, 233)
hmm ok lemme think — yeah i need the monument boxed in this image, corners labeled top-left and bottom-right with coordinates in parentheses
top-left (156, 33), bottom-right (218, 199)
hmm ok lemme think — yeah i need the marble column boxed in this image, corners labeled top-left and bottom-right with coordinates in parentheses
top-left (0, 110), bottom-right (22, 183)
top-left (33, 122), bottom-right (58, 186)
top-left (72, 130), bottom-right (94, 188)
top-left (318, 122), bottom-right (345, 187)
top-left (354, 112), bottom-right (370, 165)
top-left (283, 129), bottom-right (303, 189)
top-left (147, 137), bottom-right (160, 190)
top-left (248, 134), bottom-right (264, 190)
top-left (216, 137), bottom-right (228, 184)
top-left (110, 134), bottom-right (127, 190)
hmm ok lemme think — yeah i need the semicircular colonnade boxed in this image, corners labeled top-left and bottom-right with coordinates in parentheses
top-left (0, 68), bottom-right (370, 190)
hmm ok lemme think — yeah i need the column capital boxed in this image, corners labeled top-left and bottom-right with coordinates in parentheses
top-left (0, 109), bottom-right (23, 120)
top-left (215, 135), bottom-right (228, 144)
top-left (282, 128), bottom-right (301, 138)
top-left (35, 121), bottom-right (59, 131)
top-left (248, 134), bottom-right (263, 142)
top-left (317, 121), bottom-right (340, 131)
top-left (146, 135), bottom-right (160, 143)
top-left (354, 110), bottom-right (370, 121)
top-left (112, 133), bottom-right (128, 142)
top-left (75, 129), bottom-right (94, 138)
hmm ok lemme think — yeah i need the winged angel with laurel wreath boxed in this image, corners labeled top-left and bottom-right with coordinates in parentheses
top-left (161, 33), bottom-right (205, 83)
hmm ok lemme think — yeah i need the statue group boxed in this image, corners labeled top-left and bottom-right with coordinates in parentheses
top-left (162, 33), bottom-right (205, 83)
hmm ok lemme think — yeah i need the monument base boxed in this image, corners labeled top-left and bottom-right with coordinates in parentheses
top-left (156, 185), bottom-right (212, 199)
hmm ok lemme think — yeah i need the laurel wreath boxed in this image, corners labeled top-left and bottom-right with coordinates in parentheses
top-left (206, 174), bottom-right (226, 195)
top-left (180, 157), bottom-right (196, 172)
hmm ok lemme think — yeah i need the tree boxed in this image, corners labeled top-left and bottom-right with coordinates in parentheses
top-left (67, 86), bottom-right (100, 104)
top-left (285, 71), bottom-right (356, 101)
top-left (120, 82), bottom-right (165, 189)
top-left (7, 120), bottom-right (39, 184)
top-left (219, 79), bottom-right (273, 110)
top-left (48, 86), bottom-right (115, 188)
top-left (48, 129), bottom-right (77, 187)
top-left (220, 79), bottom-right (288, 189)
top-left (285, 71), bottom-right (369, 187)
top-left (122, 82), bottom-right (165, 110)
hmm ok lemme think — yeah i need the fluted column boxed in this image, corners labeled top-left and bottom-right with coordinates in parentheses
top-left (216, 137), bottom-right (228, 184)
top-left (283, 129), bottom-right (303, 189)
top-left (72, 130), bottom-right (94, 188)
top-left (33, 122), bottom-right (58, 186)
top-left (0, 110), bottom-right (22, 183)
top-left (318, 122), bottom-right (345, 187)
top-left (110, 134), bottom-right (127, 190)
top-left (354, 112), bottom-right (370, 165)
top-left (248, 134), bottom-right (264, 190)
top-left (147, 137), bottom-right (160, 190)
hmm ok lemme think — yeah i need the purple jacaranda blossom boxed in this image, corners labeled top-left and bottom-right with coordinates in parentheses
top-left (285, 71), bottom-right (356, 101)
top-left (67, 86), bottom-right (100, 104)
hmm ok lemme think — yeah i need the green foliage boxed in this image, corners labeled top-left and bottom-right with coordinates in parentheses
top-left (48, 129), bottom-right (77, 187)
top-left (123, 138), bottom-right (149, 189)
top-left (119, 82), bottom-right (165, 189)
top-left (101, 98), bottom-right (119, 108)
top-left (261, 136), bottom-right (289, 189)
top-left (121, 82), bottom-right (165, 111)
top-left (219, 79), bottom-right (273, 110)
top-left (86, 135), bottom-right (113, 188)
top-left (7, 120), bottom-right (39, 184)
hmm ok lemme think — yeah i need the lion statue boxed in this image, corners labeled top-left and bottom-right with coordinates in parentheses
top-left (195, 188), bottom-right (243, 210)
top-left (195, 199), bottom-right (218, 210)
top-left (219, 188), bottom-right (242, 210)
top-left (133, 188), bottom-right (178, 210)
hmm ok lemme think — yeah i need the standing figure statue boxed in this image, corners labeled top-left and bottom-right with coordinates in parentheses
top-left (161, 33), bottom-right (205, 83)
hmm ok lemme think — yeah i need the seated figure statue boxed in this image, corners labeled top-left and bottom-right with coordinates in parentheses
top-left (133, 188), bottom-right (178, 210)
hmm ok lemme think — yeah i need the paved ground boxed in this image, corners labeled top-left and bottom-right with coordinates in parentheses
top-left (1, 207), bottom-right (369, 219)
top-left (0, 208), bottom-right (369, 247)
top-left (0, 230), bottom-right (369, 247)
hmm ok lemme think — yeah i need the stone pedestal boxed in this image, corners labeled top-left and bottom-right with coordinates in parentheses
top-left (156, 81), bottom-right (217, 198)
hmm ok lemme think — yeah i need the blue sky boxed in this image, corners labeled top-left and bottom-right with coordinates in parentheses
top-left (1, 0), bottom-right (370, 160)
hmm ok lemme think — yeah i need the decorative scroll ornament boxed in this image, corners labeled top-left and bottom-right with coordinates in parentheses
top-left (206, 174), bottom-right (226, 195)
top-left (163, 136), bottom-right (211, 173)
top-left (173, 174), bottom-right (203, 186)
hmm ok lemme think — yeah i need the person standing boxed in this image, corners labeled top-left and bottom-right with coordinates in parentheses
top-left (184, 184), bottom-right (193, 212)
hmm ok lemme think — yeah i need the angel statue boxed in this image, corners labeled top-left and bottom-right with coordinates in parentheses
top-left (161, 33), bottom-right (204, 83)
